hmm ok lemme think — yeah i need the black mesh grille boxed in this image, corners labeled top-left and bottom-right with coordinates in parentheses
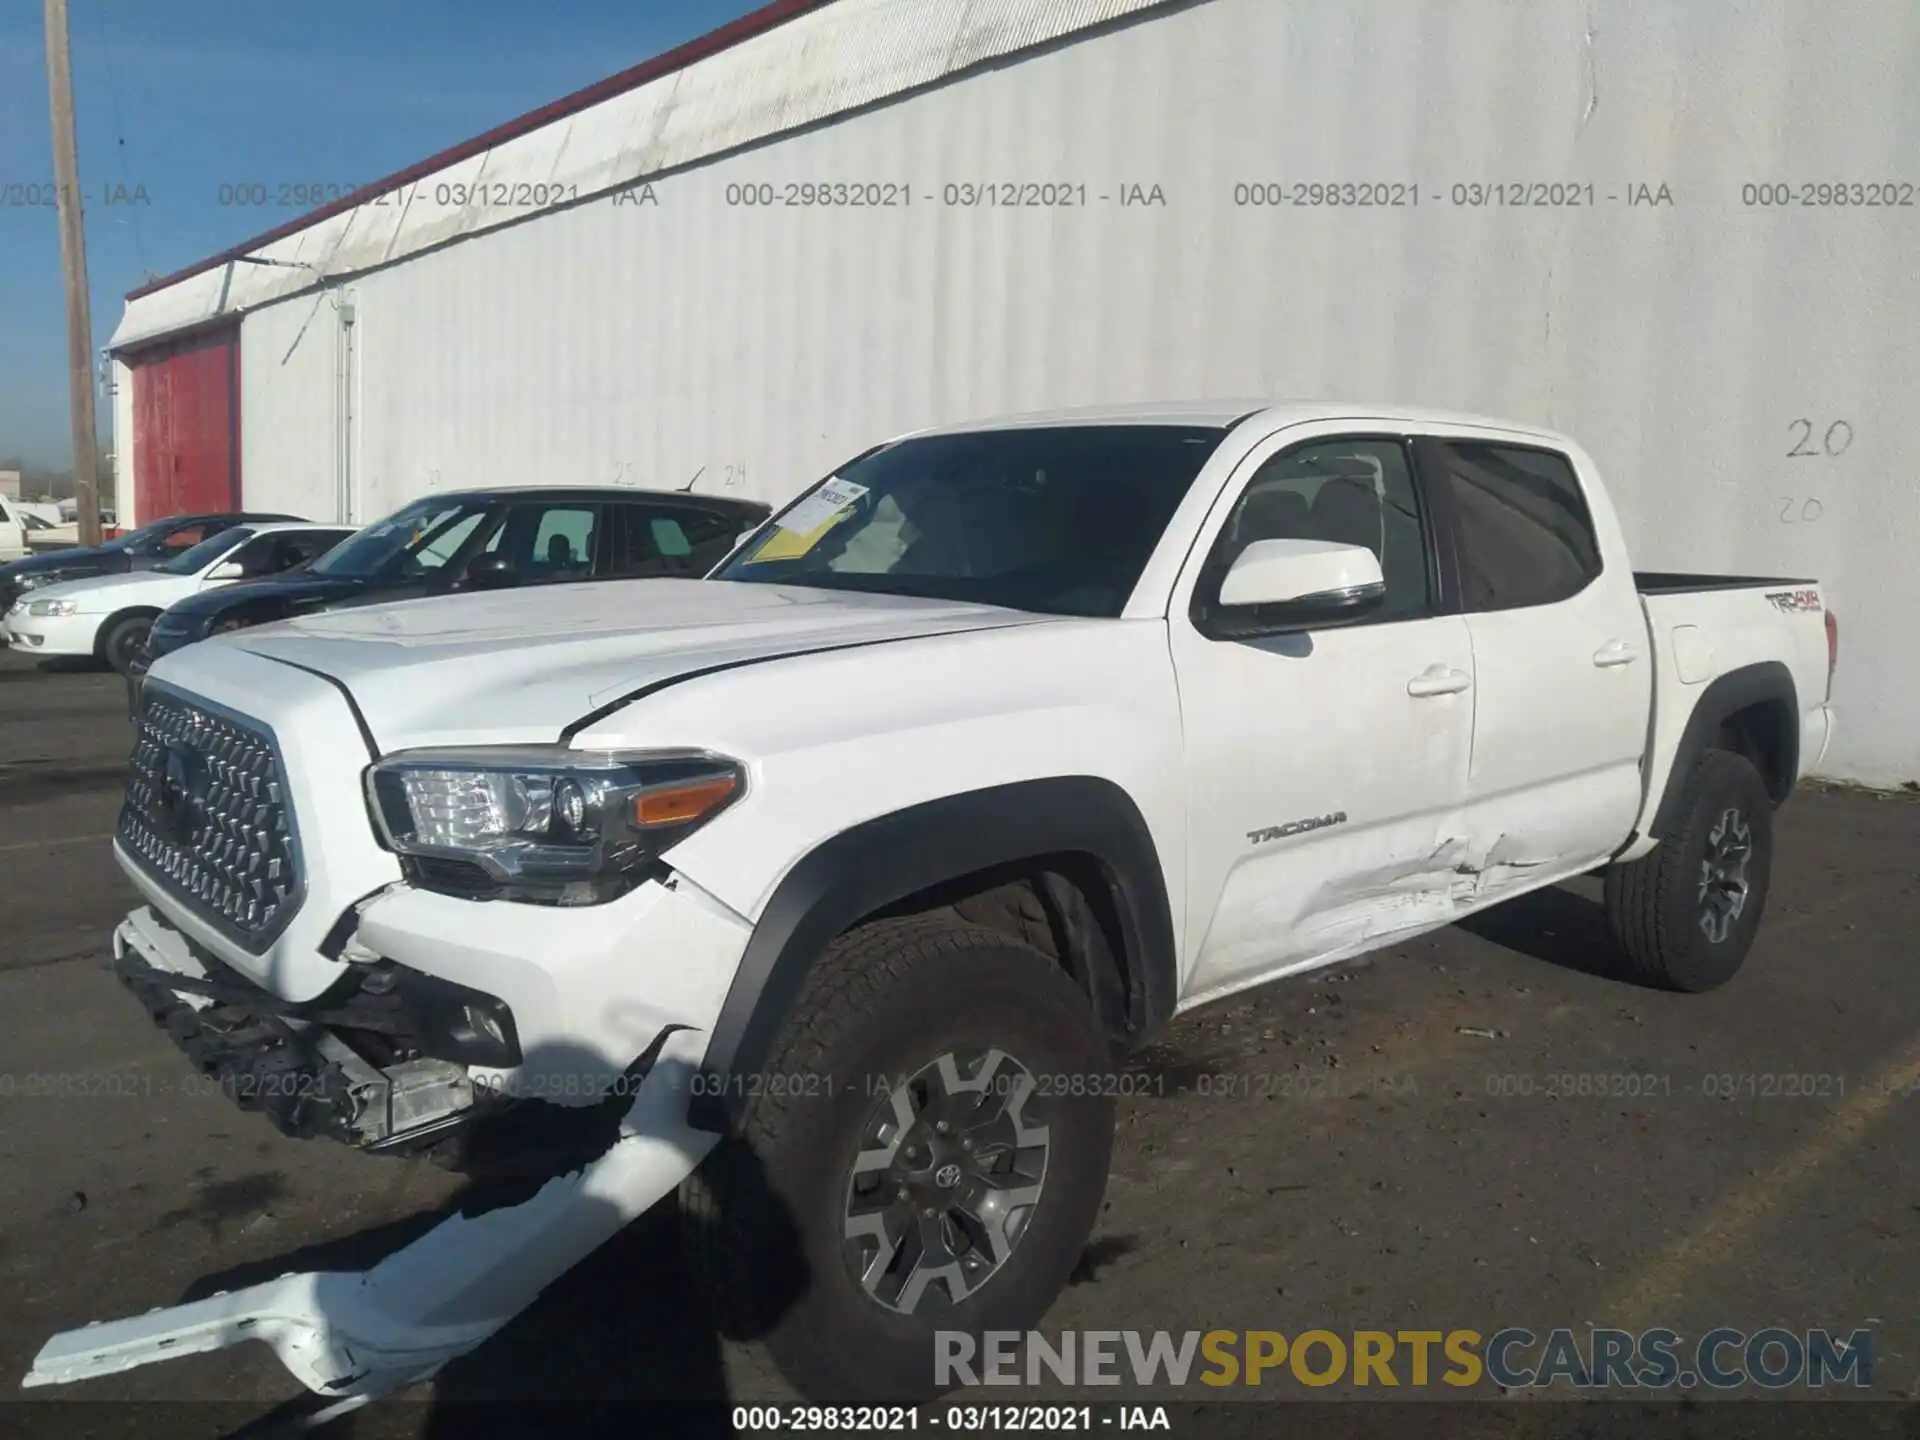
top-left (119, 689), bottom-right (303, 949)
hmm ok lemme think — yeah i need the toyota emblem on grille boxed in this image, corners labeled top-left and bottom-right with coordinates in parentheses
top-left (157, 740), bottom-right (208, 846)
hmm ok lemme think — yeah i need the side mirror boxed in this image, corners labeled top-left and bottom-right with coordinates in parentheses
top-left (206, 559), bottom-right (246, 581)
top-left (1204, 539), bottom-right (1386, 637)
top-left (464, 554), bottom-right (519, 590)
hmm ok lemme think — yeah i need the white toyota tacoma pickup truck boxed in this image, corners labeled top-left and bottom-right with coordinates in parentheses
top-left (29, 401), bottom-right (1838, 1408)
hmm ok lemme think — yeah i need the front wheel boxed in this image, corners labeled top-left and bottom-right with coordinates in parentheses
top-left (681, 915), bottom-right (1115, 1402)
top-left (1604, 748), bottom-right (1775, 992)
top-left (99, 614), bottom-right (152, 676)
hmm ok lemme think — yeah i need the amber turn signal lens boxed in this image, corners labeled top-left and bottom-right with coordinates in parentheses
top-left (633, 773), bottom-right (739, 828)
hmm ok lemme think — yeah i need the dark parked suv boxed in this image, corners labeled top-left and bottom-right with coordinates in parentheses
top-left (130, 486), bottom-right (770, 707)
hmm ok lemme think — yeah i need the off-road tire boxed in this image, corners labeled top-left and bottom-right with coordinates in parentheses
top-left (680, 914), bottom-right (1115, 1403)
top-left (1604, 748), bottom-right (1775, 992)
top-left (99, 613), bottom-right (152, 676)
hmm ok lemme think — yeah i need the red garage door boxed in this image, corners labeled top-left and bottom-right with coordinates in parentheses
top-left (129, 326), bottom-right (241, 523)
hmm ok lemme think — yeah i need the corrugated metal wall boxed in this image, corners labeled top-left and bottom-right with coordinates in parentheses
top-left (239, 295), bottom-right (348, 522)
top-left (162, 0), bottom-right (1920, 784)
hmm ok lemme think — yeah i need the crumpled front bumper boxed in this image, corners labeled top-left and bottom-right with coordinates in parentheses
top-left (24, 1030), bottom-right (717, 1400)
top-left (110, 905), bottom-right (500, 1154)
top-left (30, 862), bottom-right (756, 1400)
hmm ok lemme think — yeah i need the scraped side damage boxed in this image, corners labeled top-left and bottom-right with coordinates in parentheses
top-left (1290, 832), bottom-right (1554, 954)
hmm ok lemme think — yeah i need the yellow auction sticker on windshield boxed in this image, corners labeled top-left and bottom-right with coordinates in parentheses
top-left (751, 477), bottom-right (868, 560)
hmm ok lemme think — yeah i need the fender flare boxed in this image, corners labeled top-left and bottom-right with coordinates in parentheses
top-left (1648, 661), bottom-right (1800, 838)
top-left (687, 775), bottom-right (1178, 1134)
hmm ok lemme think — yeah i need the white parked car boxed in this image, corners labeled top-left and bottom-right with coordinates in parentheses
top-left (0, 496), bottom-right (63, 560)
top-left (2, 520), bottom-right (355, 672)
top-left (32, 401), bottom-right (1838, 1407)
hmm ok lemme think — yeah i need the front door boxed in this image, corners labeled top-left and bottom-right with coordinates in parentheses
top-left (1171, 428), bottom-right (1477, 1003)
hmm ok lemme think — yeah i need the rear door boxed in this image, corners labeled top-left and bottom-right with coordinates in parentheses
top-left (1171, 425), bottom-right (1477, 1000)
top-left (1414, 433), bottom-right (1652, 889)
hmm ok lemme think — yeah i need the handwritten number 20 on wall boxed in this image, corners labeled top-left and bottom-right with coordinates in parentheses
top-left (1778, 418), bottom-right (1849, 525)
top-left (1778, 495), bottom-right (1823, 524)
top-left (1786, 418), bottom-right (1852, 458)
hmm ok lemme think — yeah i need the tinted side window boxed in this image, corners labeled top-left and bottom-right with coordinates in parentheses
top-left (289, 531), bottom-right (352, 564)
top-left (611, 505), bottom-right (746, 578)
top-left (223, 534), bottom-right (287, 576)
top-left (1207, 438), bottom-right (1432, 621)
top-left (1430, 442), bottom-right (1601, 611)
top-left (255, 530), bottom-right (349, 572)
top-left (514, 505), bottom-right (597, 582)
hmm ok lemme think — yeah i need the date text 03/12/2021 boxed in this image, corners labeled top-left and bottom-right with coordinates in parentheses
top-left (732, 1405), bottom-right (1172, 1432)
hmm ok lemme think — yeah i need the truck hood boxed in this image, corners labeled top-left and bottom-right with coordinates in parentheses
top-left (217, 578), bottom-right (1048, 751)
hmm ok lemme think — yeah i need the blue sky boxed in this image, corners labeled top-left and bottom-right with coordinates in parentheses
top-left (0, 0), bottom-right (760, 469)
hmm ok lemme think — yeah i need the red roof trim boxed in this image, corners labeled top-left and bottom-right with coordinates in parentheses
top-left (126, 0), bottom-right (837, 301)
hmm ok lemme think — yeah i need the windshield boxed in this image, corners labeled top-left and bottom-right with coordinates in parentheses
top-left (102, 518), bottom-right (179, 553)
top-left (715, 425), bottom-right (1226, 616)
top-left (155, 528), bottom-right (252, 576)
top-left (309, 498), bottom-right (494, 579)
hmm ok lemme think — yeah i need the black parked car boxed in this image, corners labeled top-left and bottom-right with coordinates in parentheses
top-left (130, 486), bottom-right (771, 705)
top-left (0, 511), bottom-right (306, 615)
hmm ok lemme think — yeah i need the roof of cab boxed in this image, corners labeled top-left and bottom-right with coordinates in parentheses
top-left (234, 521), bottom-right (358, 536)
top-left (907, 399), bottom-right (1573, 446)
top-left (409, 486), bottom-right (770, 514)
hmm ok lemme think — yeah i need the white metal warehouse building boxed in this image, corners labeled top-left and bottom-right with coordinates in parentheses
top-left (107, 0), bottom-right (1919, 785)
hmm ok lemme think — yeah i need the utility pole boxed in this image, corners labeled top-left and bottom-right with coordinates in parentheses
top-left (44, 0), bottom-right (102, 548)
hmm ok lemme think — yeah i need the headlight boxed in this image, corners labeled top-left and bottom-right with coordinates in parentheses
top-left (366, 746), bottom-right (745, 906)
top-left (27, 598), bottom-right (79, 617)
top-left (17, 573), bottom-right (59, 592)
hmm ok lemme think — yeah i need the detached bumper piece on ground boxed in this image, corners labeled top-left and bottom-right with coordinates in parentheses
top-left (25, 1029), bottom-right (718, 1400)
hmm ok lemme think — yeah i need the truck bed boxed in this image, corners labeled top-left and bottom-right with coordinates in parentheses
top-left (1634, 571), bottom-right (1818, 595)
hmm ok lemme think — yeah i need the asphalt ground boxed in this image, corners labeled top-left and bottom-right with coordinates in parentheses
top-left (0, 642), bottom-right (1916, 1439)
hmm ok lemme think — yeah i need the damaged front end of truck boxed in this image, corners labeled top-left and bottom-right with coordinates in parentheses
top-left (25, 1021), bottom-right (718, 1403)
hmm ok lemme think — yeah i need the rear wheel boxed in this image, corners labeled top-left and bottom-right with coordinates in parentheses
top-left (1604, 748), bottom-right (1775, 992)
top-left (99, 614), bottom-right (152, 676)
top-left (681, 915), bottom-right (1115, 1402)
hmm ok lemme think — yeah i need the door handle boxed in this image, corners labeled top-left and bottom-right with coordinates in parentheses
top-left (1407, 665), bottom-right (1473, 697)
top-left (1593, 640), bottom-right (1639, 668)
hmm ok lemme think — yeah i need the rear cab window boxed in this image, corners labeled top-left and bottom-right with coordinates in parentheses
top-left (1423, 440), bottom-right (1602, 611)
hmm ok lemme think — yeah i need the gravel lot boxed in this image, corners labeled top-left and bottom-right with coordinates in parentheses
top-left (1, 644), bottom-right (1916, 1438)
